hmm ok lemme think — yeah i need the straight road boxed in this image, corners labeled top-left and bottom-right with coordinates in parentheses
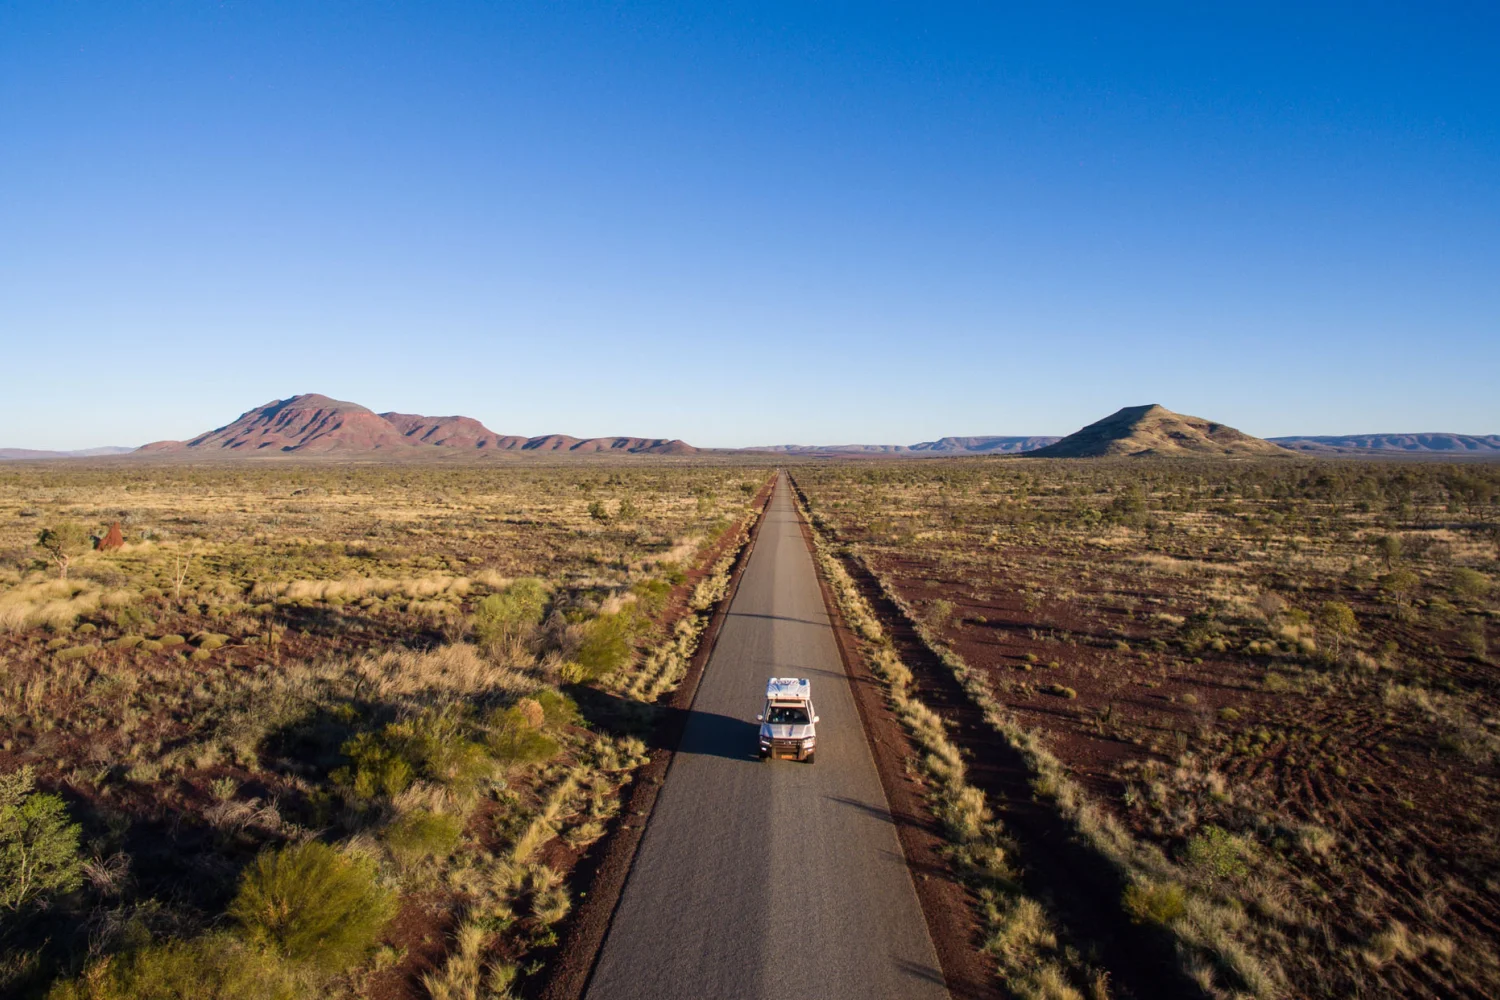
top-left (585, 473), bottom-right (948, 1000)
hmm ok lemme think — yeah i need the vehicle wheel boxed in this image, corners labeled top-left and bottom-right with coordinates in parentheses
top-left (806, 753), bottom-right (815, 764)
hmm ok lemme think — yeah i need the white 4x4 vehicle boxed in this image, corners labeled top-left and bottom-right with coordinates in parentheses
top-left (757, 677), bottom-right (819, 763)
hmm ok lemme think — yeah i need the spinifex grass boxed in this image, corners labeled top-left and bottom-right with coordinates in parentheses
top-left (0, 460), bottom-right (770, 1000)
top-left (796, 458), bottom-right (1499, 1000)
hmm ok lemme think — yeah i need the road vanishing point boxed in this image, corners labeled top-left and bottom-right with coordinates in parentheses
top-left (585, 474), bottom-right (949, 1000)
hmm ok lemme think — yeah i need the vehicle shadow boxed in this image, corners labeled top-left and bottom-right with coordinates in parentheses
top-left (566, 685), bottom-right (761, 762)
top-left (677, 711), bottom-right (762, 762)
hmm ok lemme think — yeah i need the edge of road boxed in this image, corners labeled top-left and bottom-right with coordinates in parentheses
top-left (535, 474), bottom-right (777, 1000)
top-left (787, 472), bottom-right (1002, 1000)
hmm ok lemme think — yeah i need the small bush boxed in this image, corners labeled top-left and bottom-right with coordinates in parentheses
top-left (47, 935), bottom-right (298, 1000)
top-left (1450, 568), bottom-right (1489, 602)
top-left (230, 840), bottom-right (396, 971)
top-left (486, 706), bottom-right (560, 766)
top-left (1181, 825), bottom-right (1251, 884)
top-left (1040, 683), bottom-right (1077, 699)
top-left (382, 809), bottom-right (464, 863)
top-left (531, 688), bottom-right (580, 727)
top-left (1459, 619), bottom-right (1488, 660)
top-left (573, 612), bottom-right (636, 679)
top-left (1122, 880), bottom-right (1186, 926)
top-left (333, 732), bottom-right (415, 798)
top-left (631, 577), bottom-right (673, 616)
top-left (334, 709), bottom-right (492, 798)
top-left (0, 765), bottom-right (83, 911)
top-left (472, 579), bottom-right (548, 647)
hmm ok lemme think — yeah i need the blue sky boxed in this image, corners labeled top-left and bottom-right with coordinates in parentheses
top-left (2, 2), bottom-right (1496, 448)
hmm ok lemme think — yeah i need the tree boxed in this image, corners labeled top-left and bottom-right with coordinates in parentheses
top-left (1379, 568), bottom-right (1421, 611)
top-left (1374, 534), bottom-right (1403, 570)
top-left (0, 765), bottom-right (83, 911)
top-left (1316, 601), bottom-right (1358, 657)
top-left (36, 523), bottom-right (91, 579)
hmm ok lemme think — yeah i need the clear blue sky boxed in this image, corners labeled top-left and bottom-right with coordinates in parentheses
top-left (2, 2), bottom-right (1496, 448)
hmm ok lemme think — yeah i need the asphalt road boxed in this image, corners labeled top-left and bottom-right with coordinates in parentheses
top-left (585, 474), bottom-right (948, 1000)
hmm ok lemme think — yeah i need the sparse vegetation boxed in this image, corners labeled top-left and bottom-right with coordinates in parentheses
top-left (0, 461), bottom-right (769, 998)
top-left (230, 840), bottom-right (395, 970)
top-left (0, 765), bottom-right (83, 912)
top-left (796, 458), bottom-right (1500, 999)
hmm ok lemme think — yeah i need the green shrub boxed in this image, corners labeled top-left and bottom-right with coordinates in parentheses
top-left (1182, 825), bottom-right (1251, 883)
top-left (486, 706), bottom-right (560, 766)
top-left (382, 809), bottom-right (463, 863)
top-left (47, 935), bottom-right (297, 1000)
top-left (229, 841), bottom-right (395, 971)
top-left (472, 578), bottom-right (549, 647)
top-left (1459, 619), bottom-right (1488, 660)
top-left (0, 765), bottom-right (83, 911)
top-left (1123, 880), bottom-right (1186, 926)
top-left (1451, 568), bottom-right (1491, 602)
top-left (1040, 683), bottom-right (1077, 699)
top-left (631, 577), bottom-right (673, 616)
top-left (332, 732), bottom-right (414, 798)
top-left (333, 710), bottom-right (491, 798)
top-left (573, 612), bottom-right (636, 679)
top-left (531, 688), bottom-right (580, 727)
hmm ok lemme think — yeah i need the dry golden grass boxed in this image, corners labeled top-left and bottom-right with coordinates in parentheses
top-left (0, 460), bottom-right (771, 1000)
top-left (796, 457), bottom-right (1500, 1000)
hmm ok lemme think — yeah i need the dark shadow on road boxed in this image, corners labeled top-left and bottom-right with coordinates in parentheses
top-left (825, 794), bottom-right (895, 826)
top-left (566, 685), bottom-right (763, 762)
top-left (726, 611), bottom-right (831, 629)
top-left (895, 959), bottom-right (949, 989)
top-left (677, 711), bottom-right (762, 762)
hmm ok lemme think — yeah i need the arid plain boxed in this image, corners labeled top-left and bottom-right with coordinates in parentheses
top-left (1, 399), bottom-right (1497, 1000)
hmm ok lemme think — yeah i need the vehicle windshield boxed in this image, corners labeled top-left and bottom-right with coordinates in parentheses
top-left (766, 705), bottom-right (809, 725)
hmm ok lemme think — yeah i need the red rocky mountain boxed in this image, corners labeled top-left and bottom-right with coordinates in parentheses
top-left (137, 394), bottom-right (696, 456)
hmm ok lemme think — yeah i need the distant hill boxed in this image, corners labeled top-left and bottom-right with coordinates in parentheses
top-left (909, 436), bottom-right (1061, 454)
top-left (136, 394), bottom-right (696, 456)
top-left (1269, 434), bottom-right (1500, 455)
top-left (745, 436), bottom-right (1059, 456)
top-left (1027, 405), bottom-right (1291, 458)
top-left (0, 447), bottom-right (135, 461)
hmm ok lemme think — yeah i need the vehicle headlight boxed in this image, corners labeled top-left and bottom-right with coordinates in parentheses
top-left (801, 736), bottom-right (815, 747)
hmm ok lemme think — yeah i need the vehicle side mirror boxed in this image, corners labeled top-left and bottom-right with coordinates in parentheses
top-left (756, 714), bottom-right (763, 722)
top-left (813, 716), bottom-right (820, 723)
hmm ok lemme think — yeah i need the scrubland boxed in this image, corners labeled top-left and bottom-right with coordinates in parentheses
top-left (795, 459), bottom-right (1500, 1000)
top-left (0, 461), bottom-right (768, 999)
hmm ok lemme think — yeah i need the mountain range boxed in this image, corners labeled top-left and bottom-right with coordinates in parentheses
top-left (1267, 434), bottom-right (1500, 455)
top-left (745, 436), bottom-right (1060, 456)
top-left (0, 447), bottom-right (135, 460)
top-left (3, 395), bottom-right (1495, 459)
top-left (134, 394), bottom-right (696, 456)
